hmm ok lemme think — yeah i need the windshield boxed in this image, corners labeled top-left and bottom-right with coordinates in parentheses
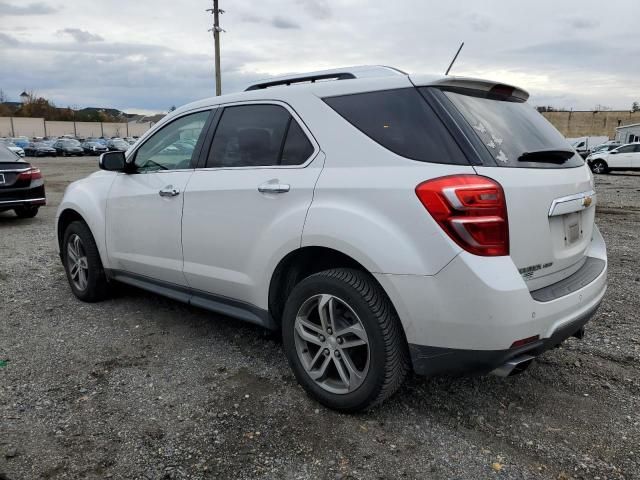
top-left (439, 89), bottom-right (584, 169)
top-left (63, 140), bottom-right (81, 146)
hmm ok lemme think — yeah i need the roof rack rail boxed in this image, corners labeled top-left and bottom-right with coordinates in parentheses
top-left (244, 65), bottom-right (407, 91)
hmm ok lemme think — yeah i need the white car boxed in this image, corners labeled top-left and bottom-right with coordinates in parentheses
top-left (587, 142), bottom-right (640, 173)
top-left (1, 140), bottom-right (25, 157)
top-left (56, 66), bottom-right (607, 411)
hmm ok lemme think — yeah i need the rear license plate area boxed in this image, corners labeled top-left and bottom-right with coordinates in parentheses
top-left (563, 212), bottom-right (582, 245)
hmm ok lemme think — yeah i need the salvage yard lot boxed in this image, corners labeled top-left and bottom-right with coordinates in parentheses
top-left (1, 157), bottom-right (639, 479)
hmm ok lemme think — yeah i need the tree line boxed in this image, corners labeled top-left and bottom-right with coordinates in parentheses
top-left (0, 89), bottom-right (125, 123)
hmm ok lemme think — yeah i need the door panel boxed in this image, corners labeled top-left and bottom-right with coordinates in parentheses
top-left (182, 159), bottom-right (323, 306)
top-left (106, 171), bottom-right (194, 285)
top-left (608, 146), bottom-right (633, 168)
top-left (181, 102), bottom-right (322, 308)
top-left (631, 146), bottom-right (640, 168)
top-left (105, 109), bottom-right (212, 285)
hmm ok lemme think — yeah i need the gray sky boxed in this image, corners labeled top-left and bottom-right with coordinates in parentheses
top-left (0, 0), bottom-right (638, 113)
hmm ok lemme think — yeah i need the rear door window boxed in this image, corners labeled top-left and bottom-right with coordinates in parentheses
top-left (323, 88), bottom-right (468, 165)
top-left (437, 89), bottom-right (583, 169)
top-left (207, 104), bottom-right (314, 168)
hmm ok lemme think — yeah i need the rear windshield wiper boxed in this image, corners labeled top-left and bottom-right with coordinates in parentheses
top-left (518, 149), bottom-right (575, 163)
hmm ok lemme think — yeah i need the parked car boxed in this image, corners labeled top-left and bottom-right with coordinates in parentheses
top-left (0, 140), bottom-right (25, 157)
top-left (9, 137), bottom-right (30, 149)
top-left (56, 66), bottom-right (607, 412)
top-left (54, 139), bottom-right (84, 156)
top-left (81, 141), bottom-right (108, 155)
top-left (106, 139), bottom-right (130, 152)
top-left (24, 142), bottom-right (57, 157)
top-left (569, 136), bottom-right (609, 158)
top-left (587, 142), bottom-right (640, 173)
top-left (588, 143), bottom-right (621, 157)
top-left (124, 137), bottom-right (137, 145)
top-left (0, 143), bottom-right (46, 218)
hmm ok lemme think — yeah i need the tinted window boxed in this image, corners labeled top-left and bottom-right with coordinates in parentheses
top-left (134, 110), bottom-right (210, 172)
top-left (281, 120), bottom-right (314, 165)
top-left (441, 89), bottom-right (583, 169)
top-left (208, 105), bottom-right (296, 167)
top-left (616, 144), bottom-right (635, 153)
top-left (323, 88), bottom-right (467, 165)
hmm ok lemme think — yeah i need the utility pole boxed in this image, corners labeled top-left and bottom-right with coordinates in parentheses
top-left (207, 1), bottom-right (225, 96)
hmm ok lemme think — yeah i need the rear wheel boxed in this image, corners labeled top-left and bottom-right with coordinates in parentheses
top-left (591, 160), bottom-right (608, 174)
top-left (62, 221), bottom-right (110, 302)
top-left (282, 268), bottom-right (409, 412)
top-left (14, 206), bottom-right (39, 218)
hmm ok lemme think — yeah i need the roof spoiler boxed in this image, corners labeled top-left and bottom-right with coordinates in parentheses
top-left (412, 75), bottom-right (530, 102)
top-left (244, 65), bottom-right (407, 91)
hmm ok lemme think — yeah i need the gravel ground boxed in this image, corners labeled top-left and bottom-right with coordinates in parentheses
top-left (1, 157), bottom-right (638, 480)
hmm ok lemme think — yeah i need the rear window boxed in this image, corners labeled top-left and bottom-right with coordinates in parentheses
top-left (439, 89), bottom-right (583, 168)
top-left (323, 88), bottom-right (468, 165)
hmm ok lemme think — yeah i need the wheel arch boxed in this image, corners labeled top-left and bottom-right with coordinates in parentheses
top-left (267, 246), bottom-right (402, 332)
top-left (57, 209), bottom-right (88, 252)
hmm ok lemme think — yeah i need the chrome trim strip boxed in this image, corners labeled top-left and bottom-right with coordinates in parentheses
top-left (0, 168), bottom-right (30, 173)
top-left (0, 197), bottom-right (46, 205)
top-left (548, 190), bottom-right (596, 217)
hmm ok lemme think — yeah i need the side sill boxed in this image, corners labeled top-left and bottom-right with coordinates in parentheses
top-left (106, 269), bottom-right (276, 330)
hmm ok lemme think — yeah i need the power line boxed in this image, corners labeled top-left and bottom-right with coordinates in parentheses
top-left (206, 0), bottom-right (225, 96)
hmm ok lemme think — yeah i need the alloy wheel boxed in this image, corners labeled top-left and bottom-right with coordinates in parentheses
top-left (67, 234), bottom-right (89, 291)
top-left (293, 294), bottom-right (370, 394)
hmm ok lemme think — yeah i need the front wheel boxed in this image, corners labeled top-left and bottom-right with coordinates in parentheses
top-left (591, 160), bottom-right (608, 174)
top-left (62, 221), bottom-right (110, 302)
top-left (282, 268), bottom-right (409, 412)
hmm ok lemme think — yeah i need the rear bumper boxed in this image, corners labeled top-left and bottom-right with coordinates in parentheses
top-left (408, 301), bottom-right (599, 376)
top-left (0, 184), bottom-right (46, 209)
top-left (374, 224), bottom-right (607, 376)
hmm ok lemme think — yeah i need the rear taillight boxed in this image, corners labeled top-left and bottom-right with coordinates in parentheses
top-left (17, 168), bottom-right (43, 182)
top-left (415, 175), bottom-right (509, 256)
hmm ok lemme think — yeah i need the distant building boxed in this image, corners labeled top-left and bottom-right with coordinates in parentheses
top-left (615, 123), bottom-right (640, 143)
top-left (19, 91), bottom-right (29, 103)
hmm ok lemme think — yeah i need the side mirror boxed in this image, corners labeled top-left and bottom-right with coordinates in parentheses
top-left (99, 151), bottom-right (126, 171)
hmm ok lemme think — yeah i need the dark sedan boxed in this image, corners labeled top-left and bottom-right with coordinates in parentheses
top-left (24, 142), bottom-right (57, 157)
top-left (107, 139), bottom-right (130, 152)
top-left (53, 139), bottom-right (84, 156)
top-left (0, 144), bottom-right (46, 218)
top-left (81, 141), bottom-right (108, 155)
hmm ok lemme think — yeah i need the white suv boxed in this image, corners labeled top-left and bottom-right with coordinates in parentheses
top-left (587, 142), bottom-right (640, 173)
top-left (56, 66), bottom-right (607, 411)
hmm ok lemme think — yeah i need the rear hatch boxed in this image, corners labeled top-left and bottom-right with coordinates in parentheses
top-left (417, 79), bottom-right (595, 291)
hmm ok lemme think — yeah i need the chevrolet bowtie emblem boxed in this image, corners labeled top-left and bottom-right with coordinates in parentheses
top-left (582, 196), bottom-right (593, 208)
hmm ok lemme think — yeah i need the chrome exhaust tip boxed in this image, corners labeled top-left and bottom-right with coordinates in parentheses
top-left (490, 354), bottom-right (535, 377)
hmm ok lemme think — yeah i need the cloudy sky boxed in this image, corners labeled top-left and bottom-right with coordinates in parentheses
top-left (0, 0), bottom-right (638, 113)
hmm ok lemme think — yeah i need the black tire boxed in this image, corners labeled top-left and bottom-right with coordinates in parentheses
top-left (282, 268), bottom-right (409, 412)
top-left (62, 220), bottom-right (110, 302)
top-left (14, 206), bottom-right (39, 218)
top-left (591, 159), bottom-right (609, 174)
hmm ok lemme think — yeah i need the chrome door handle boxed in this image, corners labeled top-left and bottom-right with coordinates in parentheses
top-left (258, 183), bottom-right (290, 194)
top-left (159, 186), bottom-right (180, 197)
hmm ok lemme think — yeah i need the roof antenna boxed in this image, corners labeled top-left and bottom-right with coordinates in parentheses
top-left (445, 42), bottom-right (464, 76)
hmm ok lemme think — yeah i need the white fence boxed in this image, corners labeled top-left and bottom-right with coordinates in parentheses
top-left (0, 117), bottom-right (154, 138)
